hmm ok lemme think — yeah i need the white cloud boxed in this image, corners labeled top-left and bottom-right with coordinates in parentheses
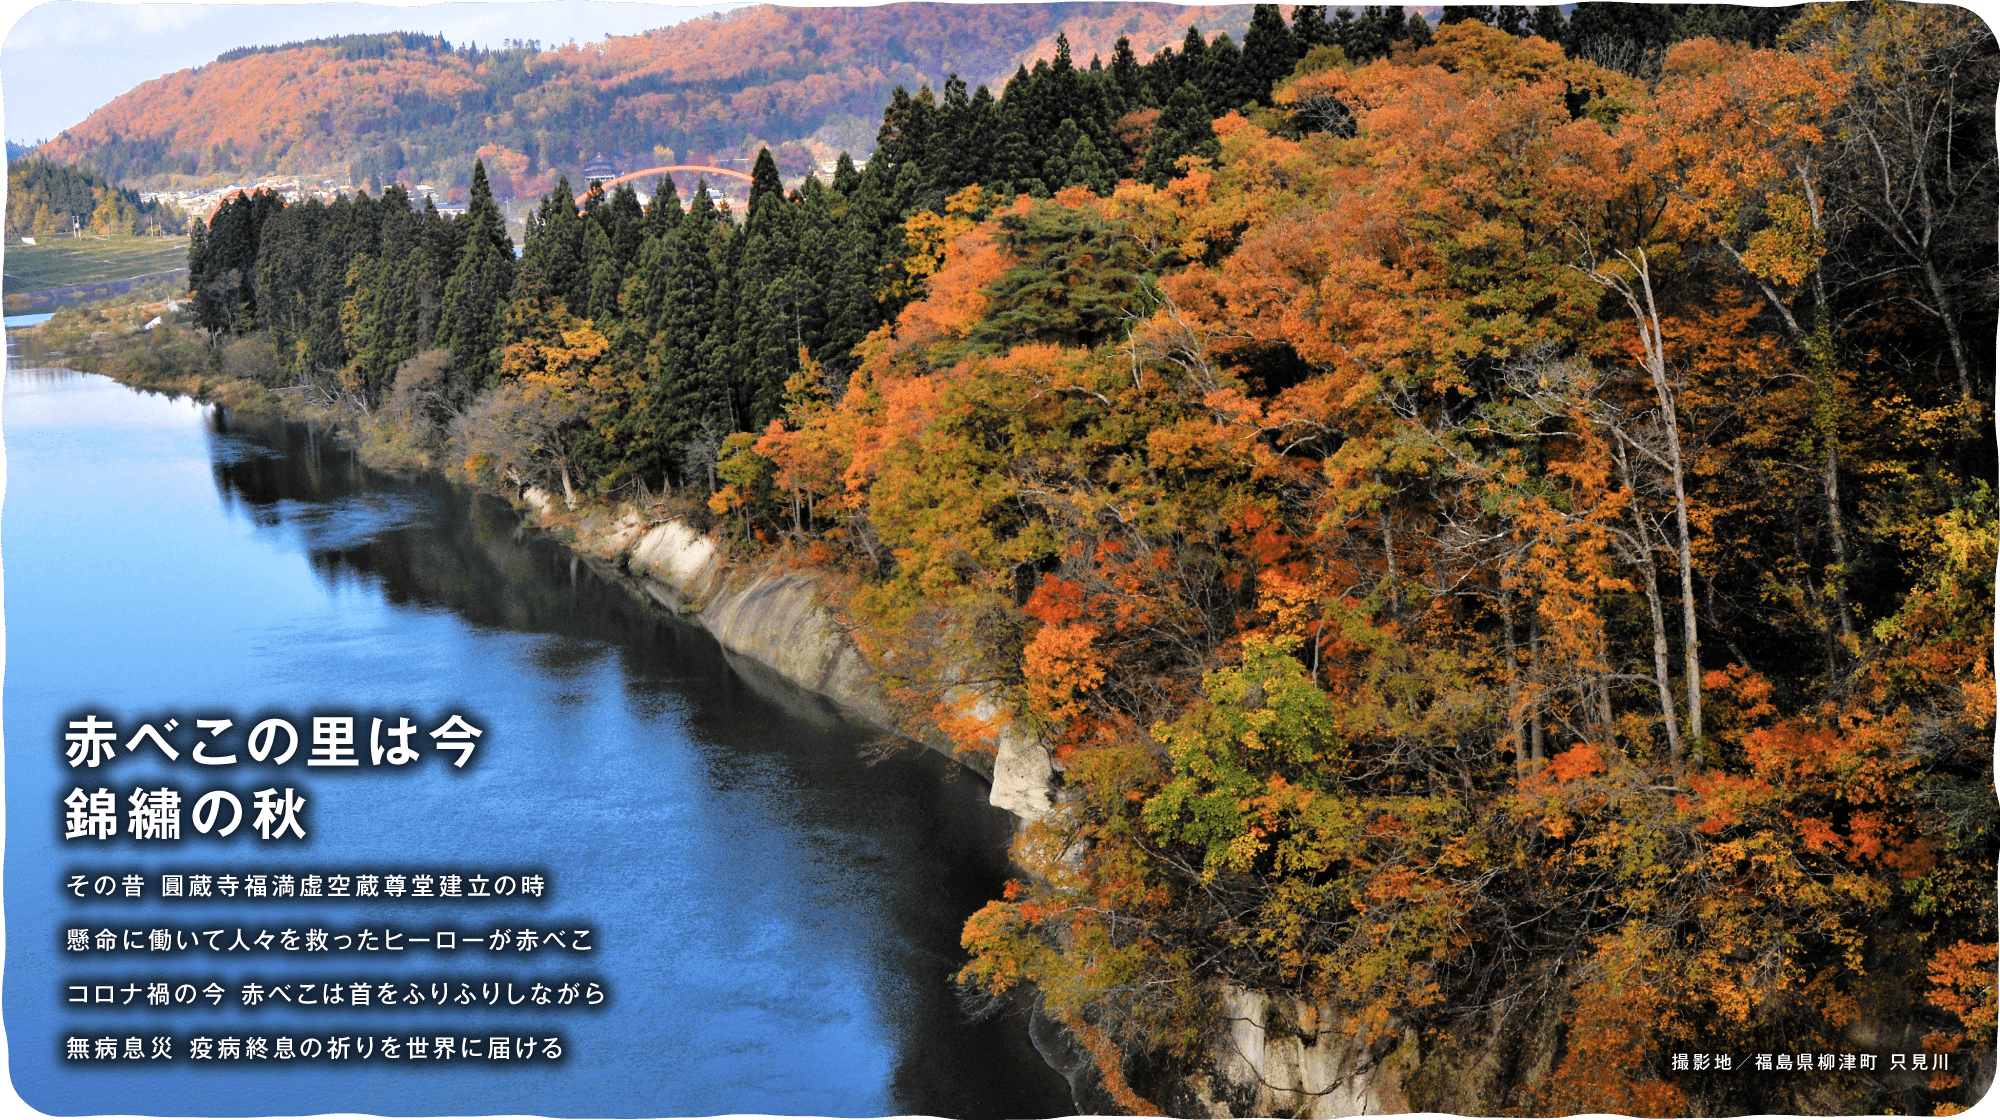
top-left (121, 6), bottom-right (214, 33)
top-left (6, 2), bottom-right (230, 52)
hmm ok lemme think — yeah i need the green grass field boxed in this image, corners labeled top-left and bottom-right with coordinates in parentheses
top-left (3, 234), bottom-right (189, 295)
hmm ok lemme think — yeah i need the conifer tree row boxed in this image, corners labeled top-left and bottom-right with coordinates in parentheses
top-left (186, 3), bottom-right (1808, 496)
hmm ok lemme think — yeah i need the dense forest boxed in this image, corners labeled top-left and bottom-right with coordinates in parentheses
top-left (5, 159), bottom-right (185, 239)
top-left (174, 2), bottom-right (1995, 1114)
top-left (36, 3), bottom-right (1263, 198)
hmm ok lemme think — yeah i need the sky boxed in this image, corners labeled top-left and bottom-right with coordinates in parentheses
top-left (0, 0), bottom-right (752, 145)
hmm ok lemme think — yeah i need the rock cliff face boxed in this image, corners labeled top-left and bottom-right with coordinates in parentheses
top-left (535, 494), bottom-right (1388, 1116)
top-left (1184, 987), bottom-right (1410, 1118)
top-left (547, 497), bottom-right (1058, 804)
top-left (567, 502), bottom-right (894, 718)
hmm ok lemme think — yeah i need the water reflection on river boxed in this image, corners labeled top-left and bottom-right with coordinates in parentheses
top-left (2, 354), bottom-right (1072, 1118)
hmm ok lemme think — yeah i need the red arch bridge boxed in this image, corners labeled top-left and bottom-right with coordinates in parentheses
top-left (575, 164), bottom-right (755, 210)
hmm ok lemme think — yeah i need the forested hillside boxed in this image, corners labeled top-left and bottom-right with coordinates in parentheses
top-left (5, 159), bottom-right (184, 238)
top-left (36, 3), bottom-right (1261, 198)
top-left (168, 2), bottom-right (1996, 1114)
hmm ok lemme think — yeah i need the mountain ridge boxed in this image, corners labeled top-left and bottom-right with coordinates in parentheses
top-left (38, 2), bottom-right (1267, 199)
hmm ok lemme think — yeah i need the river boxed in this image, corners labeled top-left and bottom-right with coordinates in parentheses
top-left (1, 351), bottom-right (1074, 1117)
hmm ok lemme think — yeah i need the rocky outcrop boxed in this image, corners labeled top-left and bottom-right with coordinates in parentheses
top-left (1029, 1006), bottom-right (1122, 1116)
top-left (535, 495), bottom-right (1402, 1118)
top-left (938, 686), bottom-right (1056, 821)
top-left (1182, 987), bottom-right (1410, 1118)
top-left (562, 500), bottom-right (896, 727)
top-left (626, 517), bottom-right (719, 605)
top-left (544, 495), bottom-right (1053, 804)
top-left (702, 569), bottom-right (895, 731)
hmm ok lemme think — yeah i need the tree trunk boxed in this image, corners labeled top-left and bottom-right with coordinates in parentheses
top-left (1624, 252), bottom-right (1703, 742)
top-left (1504, 592), bottom-right (1528, 778)
top-left (1528, 615), bottom-right (1545, 764)
top-left (1616, 440), bottom-right (1686, 773)
top-left (1823, 440), bottom-right (1856, 641)
top-left (1595, 674), bottom-right (1616, 749)
top-left (1381, 506), bottom-right (1400, 613)
top-left (1718, 234), bottom-right (1858, 650)
top-left (1922, 256), bottom-right (1979, 410)
top-left (1795, 311), bottom-right (1859, 646)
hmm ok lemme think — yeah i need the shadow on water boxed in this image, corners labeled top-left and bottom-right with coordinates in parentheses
top-left (200, 404), bottom-right (1076, 1119)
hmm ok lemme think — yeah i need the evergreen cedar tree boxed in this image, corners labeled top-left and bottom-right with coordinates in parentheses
top-left (179, 5), bottom-right (1995, 1113)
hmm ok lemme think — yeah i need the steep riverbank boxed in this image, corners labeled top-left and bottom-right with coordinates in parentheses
top-left (4, 358), bottom-right (1080, 1118)
top-left (531, 495), bottom-right (1424, 1118)
top-left (14, 330), bottom-right (1102, 1110)
top-left (31, 323), bottom-right (1408, 1116)
top-left (529, 493), bottom-right (1067, 823)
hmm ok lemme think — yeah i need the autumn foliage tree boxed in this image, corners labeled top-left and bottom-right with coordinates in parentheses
top-left (722, 12), bottom-right (1994, 1115)
top-left (175, 5), bottom-right (1995, 1113)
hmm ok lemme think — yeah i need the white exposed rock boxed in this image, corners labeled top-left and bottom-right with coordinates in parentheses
top-left (574, 513), bottom-right (1057, 814)
top-left (700, 571), bottom-right (894, 730)
top-left (933, 683), bottom-right (1058, 818)
top-left (941, 689), bottom-right (1056, 820)
top-left (580, 507), bottom-right (646, 557)
top-left (521, 486), bottom-right (556, 520)
top-left (991, 723), bottom-right (1055, 819)
top-left (1205, 986), bottom-right (1400, 1117)
top-left (591, 516), bottom-right (895, 731)
top-left (629, 520), bottom-right (719, 604)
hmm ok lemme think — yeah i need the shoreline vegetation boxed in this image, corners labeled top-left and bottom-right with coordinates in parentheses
top-left (20, 4), bottom-right (2000, 1115)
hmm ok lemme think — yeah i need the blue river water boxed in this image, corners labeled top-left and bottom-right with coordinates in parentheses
top-left (2, 357), bottom-right (1072, 1117)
